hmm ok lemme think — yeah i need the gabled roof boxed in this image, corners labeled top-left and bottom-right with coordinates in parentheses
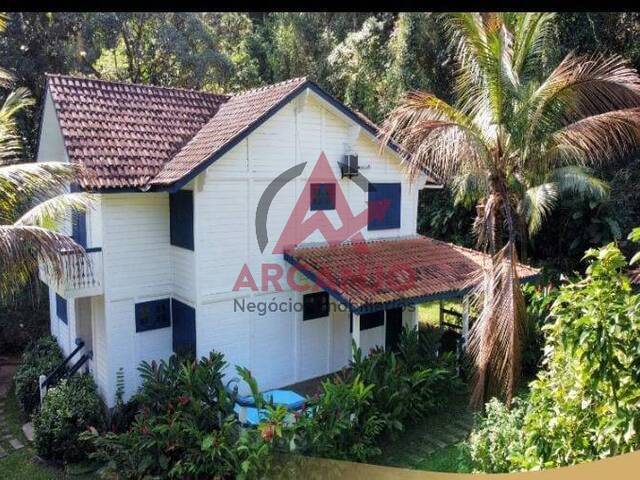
top-left (45, 74), bottom-right (408, 192)
top-left (151, 77), bottom-right (308, 189)
top-left (46, 74), bottom-right (227, 190)
top-left (284, 236), bottom-right (539, 314)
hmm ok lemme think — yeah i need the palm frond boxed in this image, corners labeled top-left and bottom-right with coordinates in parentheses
top-left (510, 13), bottom-right (556, 77)
top-left (380, 91), bottom-right (491, 180)
top-left (467, 240), bottom-right (526, 408)
top-left (0, 87), bottom-right (35, 162)
top-left (0, 225), bottom-right (87, 300)
top-left (548, 166), bottom-right (609, 200)
top-left (0, 162), bottom-right (83, 222)
top-left (452, 172), bottom-right (487, 208)
top-left (519, 182), bottom-right (558, 236)
top-left (550, 108), bottom-right (640, 166)
top-left (15, 193), bottom-right (94, 230)
top-left (528, 53), bottom-right (640, 136)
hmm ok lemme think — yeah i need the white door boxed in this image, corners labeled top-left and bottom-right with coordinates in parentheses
top-left (331, 307), bottom-right (351, 371)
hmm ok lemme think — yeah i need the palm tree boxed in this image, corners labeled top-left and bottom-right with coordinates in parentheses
top-left (381, 12), bottom-right (640, 408)
top-left (0, 16), bottom-right (91, 301)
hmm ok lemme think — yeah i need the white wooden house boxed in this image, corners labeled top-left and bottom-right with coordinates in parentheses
top-left (37, 74), bottom-right (536, 406)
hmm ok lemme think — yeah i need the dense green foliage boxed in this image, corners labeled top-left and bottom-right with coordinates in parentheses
top-left (285, 328), bottom-right (463, 462)
top-left (85, 353), bottom-right (273, 480)
top-left (12, 335), bottom-right (64, 416)
top-left (467, 398), bottom-right (526, 473)
top-left (468, 241), bottom-right (640, 471)
top-left (33, 373), bottom-right (106, 463)
top-left (0, 282), bottom-right (49, 354)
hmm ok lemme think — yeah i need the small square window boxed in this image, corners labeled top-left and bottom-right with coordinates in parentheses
top-left (135, 299), bottom-right (171, 332)
top-left (303, 292), bottom-right (329, 320)
top-left (310, 183), bottom-right (336, 211)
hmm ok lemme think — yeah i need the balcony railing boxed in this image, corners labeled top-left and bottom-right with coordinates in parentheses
top-left (40, 247), bottom-right (103, 297)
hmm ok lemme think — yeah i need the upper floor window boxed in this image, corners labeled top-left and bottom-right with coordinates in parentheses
top-left (368, 183), bottom-right (401, 230)
top-left (170, 190), bottom-right (194, 250)
top-left (310, 183), bottom-right (336, 211)
top-left (135, 298), bottom-right (171, 332)
top-left (56, 293), bottom-right (68, 324)
top-left (72, 211), bottom-right (87, 248)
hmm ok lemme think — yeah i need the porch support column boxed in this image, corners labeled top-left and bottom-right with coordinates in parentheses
top-left (462, 296), bottom-right (470, 347)
top-left (351, 312), bottom-right (360, 360)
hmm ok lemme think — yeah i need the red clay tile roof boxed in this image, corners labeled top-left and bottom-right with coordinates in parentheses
top-left (150, 77), bottom-right (308, 187)
top-left (46, 74), bottom-right (228, 189)
top-left (284, 236), bottom-right (539, 313)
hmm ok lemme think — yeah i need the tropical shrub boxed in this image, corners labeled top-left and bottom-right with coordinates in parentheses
top-left (13, 335), bottom-right (65, 416)
top-left (349, 329), bottom-right (463, 436)
top-left (290, 328), bottom-right (463, 462)
top-left (467, 397), bottom-right (526, 473)
top-left (84, 352), bottom-right (273, 480)
top-left (293, 374), bottom-right (385, 462)
top-left (521, 243), bottom-right (640, 469)
top-left (33, 373), bottom-right (106, 462)
top-left (521, 283), bottom-right (559, 377)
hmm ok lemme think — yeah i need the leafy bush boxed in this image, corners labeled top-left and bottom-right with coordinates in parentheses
top-left (469, 241), bottom-right (640, 472)
top-left (349, 333), bottom-right (463, 437)
top-left (290, 327), bottom-right (463, 462)
top-left (521, 243), bottom-right (640, 469)
top-left (33, 373), bottom-right (106, 462)
top-left (84, 353), bottom-right (273, 480)
top-left (13, 335), bottom-right (65, 416)
top-left (467, 398), bottom-right (526, 473)
top-left (293, 374), bottom-right (385, 462)
top-left (521, 283), bottom-right (559, 377)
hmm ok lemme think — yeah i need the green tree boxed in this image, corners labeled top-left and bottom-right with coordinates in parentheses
top-left (87, 13), bottom-right (232, 91)
top-left (382, 12), bottom-right (640, 407)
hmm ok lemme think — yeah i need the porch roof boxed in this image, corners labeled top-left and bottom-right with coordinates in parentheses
top-left (284, 236), bottom-right (539, 314)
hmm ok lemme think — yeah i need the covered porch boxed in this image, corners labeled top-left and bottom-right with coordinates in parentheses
top-left (285, 235), bottom-right (539, 355)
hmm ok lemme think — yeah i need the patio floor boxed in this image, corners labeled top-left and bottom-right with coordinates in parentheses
top-left (284, 371), bottom-right (341, 398)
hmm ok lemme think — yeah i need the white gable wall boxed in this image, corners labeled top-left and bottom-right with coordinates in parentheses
top-left (99, 193), bottom-right (174, 401)
top-left (193, 92), bottom-right (421, 392)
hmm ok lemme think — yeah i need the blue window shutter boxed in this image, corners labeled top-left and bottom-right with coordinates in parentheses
top-left (310, 183), bottom-right (336, 211)
top-left (135, 299), bottom-right (171, 332)
top-left (72, 211), bottom-right (87, 248)
top-left (55, 294), bottom-right (68, 324)
top-left (170, 191), bottom-right (194, 250)
top-left (172, 299), bottom-right (196, 357)
top-left (368, 183), bottom-right (401, 230)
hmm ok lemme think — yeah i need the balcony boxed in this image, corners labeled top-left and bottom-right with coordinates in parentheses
top-left (39, 248), bottom-right (103, 298)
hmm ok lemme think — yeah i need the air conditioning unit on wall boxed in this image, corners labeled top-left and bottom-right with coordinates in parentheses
top-left (340, 154), bottom-right (359, 178)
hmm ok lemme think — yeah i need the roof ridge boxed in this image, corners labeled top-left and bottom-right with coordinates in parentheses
top-left (231, 77), bottom-right (308, 97)
top-left (45, 73), bottom-right (231, 100)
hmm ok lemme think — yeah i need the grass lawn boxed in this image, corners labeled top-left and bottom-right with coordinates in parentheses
top-left (372, 394), bottom-right (474, 473)
top-left (418, 301), bottom-right (463, 327)
top-left (0, 386), bottom-right (99, 480)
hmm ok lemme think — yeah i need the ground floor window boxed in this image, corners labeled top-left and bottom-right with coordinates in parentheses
top-left (303, 292), bottom-right (329, 320)
top-left (55, 293), bottom-right (68, 324)
top-left (135, 298), bottom-right (170, 332)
